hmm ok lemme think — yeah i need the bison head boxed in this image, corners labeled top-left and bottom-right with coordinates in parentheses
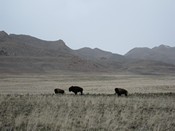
top-left (69, 86), bottom-right (73, 92)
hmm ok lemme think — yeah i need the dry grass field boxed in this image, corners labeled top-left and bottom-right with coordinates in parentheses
top-left (0, 73), bottom-right (175, 130)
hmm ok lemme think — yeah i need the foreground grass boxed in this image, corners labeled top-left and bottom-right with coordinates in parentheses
top-left (0, 93), bottom-right (175, 131)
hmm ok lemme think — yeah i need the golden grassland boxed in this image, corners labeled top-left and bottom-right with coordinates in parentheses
top-left (1, 73), bottom-right (175, 94)
top-left (0, 94), bottom-right (175, 131)
top-left (0, 73), bottom-right (175, 130)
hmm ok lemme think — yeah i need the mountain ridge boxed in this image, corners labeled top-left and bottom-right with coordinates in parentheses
top-left (1, 31), bottom-right (175, 74)
top-left (125, 44), bottom-right (175, 65)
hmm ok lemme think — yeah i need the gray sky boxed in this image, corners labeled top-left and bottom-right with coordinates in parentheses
top-left (1, 0), bottom-right (175, 54)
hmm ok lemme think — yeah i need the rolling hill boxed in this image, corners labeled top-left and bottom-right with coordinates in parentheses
top-left (125, 45), bottom-right (175, 65)
top-left (1, 31), bottom-right (175, 74)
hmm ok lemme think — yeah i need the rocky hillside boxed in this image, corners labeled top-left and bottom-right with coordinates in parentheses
top-left (0, 31), bottom-right (107, 73)
top-left (1, 31), bottom-right (175, 74)
top-left (0, 31), bottom-right (72, 57)
top-left (75, 47), bottom-right (113, 60)
top-left (125, 45), bottom-right (175, 64)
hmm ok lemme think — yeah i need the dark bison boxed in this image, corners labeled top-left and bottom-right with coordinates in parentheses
top-left (115, 88), bottom-right (128, 96)
top-left (69, 86), bottom-right (83, 95)
top-left (54, 88), bottom-right (65, 94)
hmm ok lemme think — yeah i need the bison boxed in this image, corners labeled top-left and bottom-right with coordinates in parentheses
top-left (69, 86), bottom-right (83, 95)
top-left (54, 88), bottom-right (65, 94)
top-left (115, 88), bottom-right (128, 96)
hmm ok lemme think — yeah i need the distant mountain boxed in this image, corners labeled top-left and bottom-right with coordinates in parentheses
top-left (1, 31), bottom-right (175, 74)
top-left (75, 47), bottom-right (125, 63)
top-left (0, 31), bottom-right (106, 73)
top-left (0, 31), bottom-right (9, 42)
top-left (125, 45), bottom-right (175, 64)
top-left (0, 31), bottom-right (72, 57)
top-left (74, 47), bottom-right (129, 73)
top-left (75, 47), bottom-right (113, 60)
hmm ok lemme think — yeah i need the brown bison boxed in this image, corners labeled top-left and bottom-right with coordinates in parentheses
top-left (54, 88), bottom-right (65, 94)
top-left (69, 86), bottom-right (83, 95)
top-left (115, 88), bottom-right (128, 96)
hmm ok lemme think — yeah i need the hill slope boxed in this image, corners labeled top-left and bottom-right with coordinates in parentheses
top-left (0, 31), bottom-right (72, 57)
top-left (1, 31), bottom-right (175, 74)
top-left (75, 47), bottom-right (113, 60)
top-left (0, 31), bottom-right (107, 73)
top-left (125, 45), bottom-right (175, 64)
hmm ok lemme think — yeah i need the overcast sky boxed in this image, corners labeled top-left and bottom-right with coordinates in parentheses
top-left (1, 0), bottom-right (175, 54)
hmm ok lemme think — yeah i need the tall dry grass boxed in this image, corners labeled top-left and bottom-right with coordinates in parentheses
top-left (0, 74), bottom-right (175, 130)
top-left (0, 94), bottom-right (175, 131)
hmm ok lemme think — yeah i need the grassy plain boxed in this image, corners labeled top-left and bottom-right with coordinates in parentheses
top-left (0, 73), bottom-right (175, 130)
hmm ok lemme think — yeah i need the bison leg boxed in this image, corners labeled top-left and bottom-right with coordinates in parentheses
top-left (125, 93), bottom-right (128, 96)
top-left (80, 91), bottom-right (83, 95)
top-left (74, 92), bottom-right (77, 95)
